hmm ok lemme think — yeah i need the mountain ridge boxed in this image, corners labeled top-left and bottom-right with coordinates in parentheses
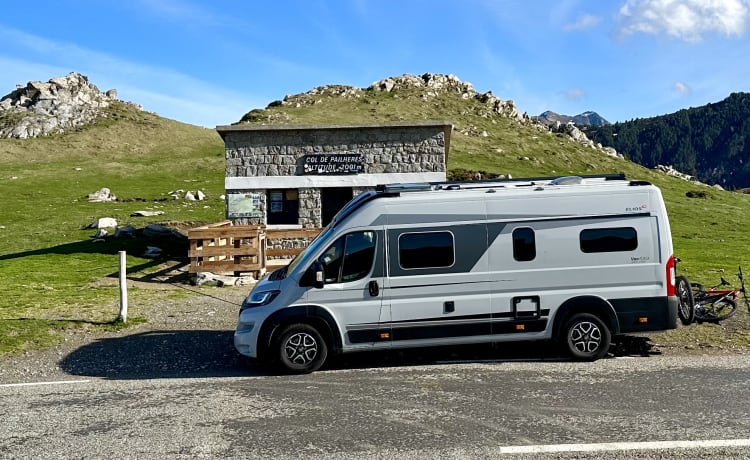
top-left (584, 92), bottom-right (750, 189)
top-left (537, 110), bottom-right (610, 127)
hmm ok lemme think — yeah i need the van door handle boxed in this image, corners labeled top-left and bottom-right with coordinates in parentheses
top-left (368, 280), bottom-right (379, 297)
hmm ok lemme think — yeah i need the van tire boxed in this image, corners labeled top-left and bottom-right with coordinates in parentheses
top-left (562, 313), bottom-right (611, 361)
top-left (274, 323), bottom-right (328, 374)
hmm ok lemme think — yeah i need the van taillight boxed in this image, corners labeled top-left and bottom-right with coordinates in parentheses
top-left (666, 255), bottom-right (676, 296)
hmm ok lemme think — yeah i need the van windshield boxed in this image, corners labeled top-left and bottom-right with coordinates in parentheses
top-left (281, 191), bottom-right (377, 278)
top-left (286, 225), bottom-right (335, 276)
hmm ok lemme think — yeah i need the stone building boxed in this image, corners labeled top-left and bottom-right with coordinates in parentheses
top-left (217, 121), bottom-right (452, 228)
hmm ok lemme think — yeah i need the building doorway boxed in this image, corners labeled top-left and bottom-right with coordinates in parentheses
top-left (321, 187), bottom-right (353, 226)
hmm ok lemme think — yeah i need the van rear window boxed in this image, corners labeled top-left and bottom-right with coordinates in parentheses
top-left (580, 227), bottom-right (638, 253)
top-left (399, 231), bottom-right (455, 269)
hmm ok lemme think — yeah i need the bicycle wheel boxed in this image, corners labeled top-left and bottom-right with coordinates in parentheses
top-left (676, 275), bottom-right (694, 325)
top-left (694, 297), bottom-right (737, 323)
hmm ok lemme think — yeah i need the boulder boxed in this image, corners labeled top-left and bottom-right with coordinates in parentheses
top-left (114, 226), bottom-right (137, 238)
top-left (0, 72), bottom-right (139, 139)
top-left (88, 187), bottom-right (117, 202)
top-left (131, 210), bottom-right (165, 217)
top-left (81, 217), bottom-right (118, 229)
top-left (142, 246), bottom-right (163, 259)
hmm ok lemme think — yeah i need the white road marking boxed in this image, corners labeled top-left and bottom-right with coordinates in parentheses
top-left (498, 439), bottom-right (750, 454)
top-left (0, 380), bottom-right (91, 388)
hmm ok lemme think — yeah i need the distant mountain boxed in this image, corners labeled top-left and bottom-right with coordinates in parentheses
top-left (584, 92), bottom-right (750, 189)
top-left (537, 110), bottom-right (610, 127)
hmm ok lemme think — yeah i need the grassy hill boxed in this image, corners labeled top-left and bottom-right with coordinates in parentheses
top-left (0, 101), bottom-right (226, 352)
top-left (2, 78), bottom-right (750, 355)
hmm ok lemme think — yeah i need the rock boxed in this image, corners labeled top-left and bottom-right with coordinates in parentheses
top-left (130, 210), bottom-right (165, 217)
top-left (114, 226), bottom-right (137, 238)
top-left (92, 228), bottom-right (108, 239)
top-left (143, 224), bottom-right (186, 240)
top-left (0, 73), bottom-right (140, 139)
top-left (196, 190), bottom-right (206, 201)
top-left (142, 246), bottom-right (162, 259)
top-left (185, 191), bottom-right (196, 201)
top-left (194, 272), bottom-right (255, 287)
top-left (87, 187), bottom-right (117, 202)
top-left (98, 217), bottom-right (117, 228)
top-left (82, 217), bottom-right (117, 229)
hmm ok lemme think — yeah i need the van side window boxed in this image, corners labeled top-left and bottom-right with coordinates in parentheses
top-left (580, 227), bottom-right (638, 253)
top-left (319, 231), bottom-right (376, 283)
top-left (341, 231), bottom-right (377, 282)
top-left (399, 231), bottom-right (455, 269)
top-left (512, 227), bottom-right (536, 261)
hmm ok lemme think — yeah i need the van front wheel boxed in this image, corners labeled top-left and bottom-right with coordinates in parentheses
top-left (562, 313), bottom-right (611, 361)
top-left (275, 323), bottom-right (328, 374)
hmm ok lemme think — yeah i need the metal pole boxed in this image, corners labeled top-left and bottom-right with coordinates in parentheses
top-left (118, 251), bottom-right (128, 323)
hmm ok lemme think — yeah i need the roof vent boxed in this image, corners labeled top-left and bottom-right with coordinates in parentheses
top-left (550, 176), bottom-right (583, 185)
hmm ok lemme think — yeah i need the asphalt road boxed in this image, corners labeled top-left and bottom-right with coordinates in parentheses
top-left (2, 346), bottom-right (750, 459)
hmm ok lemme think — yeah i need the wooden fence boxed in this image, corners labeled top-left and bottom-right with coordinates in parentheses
top-left (188, 221), bottom-right (266, 276)
top-left (188, 222), bottom-right (321, 276)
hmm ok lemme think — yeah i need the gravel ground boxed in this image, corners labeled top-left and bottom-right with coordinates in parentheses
top-left (0, 285), bottom-right (250, 384)
top-left (1, 282), bottom-right (749, 384)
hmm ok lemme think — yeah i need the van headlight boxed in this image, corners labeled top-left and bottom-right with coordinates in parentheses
top-left (241, 290), bottom-right (280, 310)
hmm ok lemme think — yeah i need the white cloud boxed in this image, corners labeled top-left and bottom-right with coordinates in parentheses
top-left (564, 14), bottom-right (601, 31)
top-left (673, 81), bottom-right (692, 95)
top-left (617, 0), bottom-right (749, 41)
top-left (564, 88), bottom-right (587, 100)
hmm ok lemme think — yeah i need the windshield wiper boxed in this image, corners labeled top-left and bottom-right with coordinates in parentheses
top-left (268, 265), bottom-right (288, 281)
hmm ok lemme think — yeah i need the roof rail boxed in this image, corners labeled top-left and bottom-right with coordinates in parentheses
top-left (376, 173), bottom-right (628, 193)
top-left (375, 183), bottom-right (433, 193)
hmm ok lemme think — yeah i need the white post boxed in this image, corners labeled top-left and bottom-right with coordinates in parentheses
top-left (118, 251), bottom-right (128, 323)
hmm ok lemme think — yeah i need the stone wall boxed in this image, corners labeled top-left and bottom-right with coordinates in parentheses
top-left (221, 122), bottom-right (450, 227)
top-left (224, 124), bottom-right (448, 178)
top-left (298, 188), bottom-right (321, 227)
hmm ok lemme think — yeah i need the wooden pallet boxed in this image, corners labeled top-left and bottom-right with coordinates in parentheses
top-left (188, 221), bottom-right (266, 277)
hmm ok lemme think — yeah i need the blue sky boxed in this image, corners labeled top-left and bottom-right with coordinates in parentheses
top-left (1, 0), bottom-right (748, 128)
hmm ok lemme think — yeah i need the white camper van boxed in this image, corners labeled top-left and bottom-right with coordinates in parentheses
top-left (234, 174), bottom-right (679, 373)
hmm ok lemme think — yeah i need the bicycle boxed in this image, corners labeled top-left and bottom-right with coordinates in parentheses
top-left (690, 266), bottom-right (748, 324)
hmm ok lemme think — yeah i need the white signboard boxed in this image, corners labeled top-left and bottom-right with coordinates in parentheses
top-left (227, 192), bottom-right (262, 218)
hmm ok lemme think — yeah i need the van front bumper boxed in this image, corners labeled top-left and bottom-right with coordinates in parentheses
top-left (234, 316), bottom-right (260, 358)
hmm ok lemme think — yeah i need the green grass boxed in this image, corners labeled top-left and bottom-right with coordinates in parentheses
top-left (2, 86), bottom-right (750, 356)
top-left (0, 102), bottom-right (226, 353)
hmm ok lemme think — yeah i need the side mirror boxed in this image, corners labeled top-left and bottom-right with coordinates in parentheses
top-left (311, 260), bottom-right (325, 289)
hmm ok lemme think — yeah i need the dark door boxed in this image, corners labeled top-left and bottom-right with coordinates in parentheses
top-left (267, 189), bottom-right (299, 225)
top-left (321, 187), bottom-right (353, 226)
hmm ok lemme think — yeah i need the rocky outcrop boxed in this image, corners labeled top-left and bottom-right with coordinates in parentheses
top-left (260, 73), bottom-right (623, 160)
top-left (537, 110), bottom-right (610, 127)
top-left (550, 122), bottom-right (624, 159)
top-left (0, 72), bottom-right (119, 139)
top-left (369, 73), bottom-right (528, 124)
